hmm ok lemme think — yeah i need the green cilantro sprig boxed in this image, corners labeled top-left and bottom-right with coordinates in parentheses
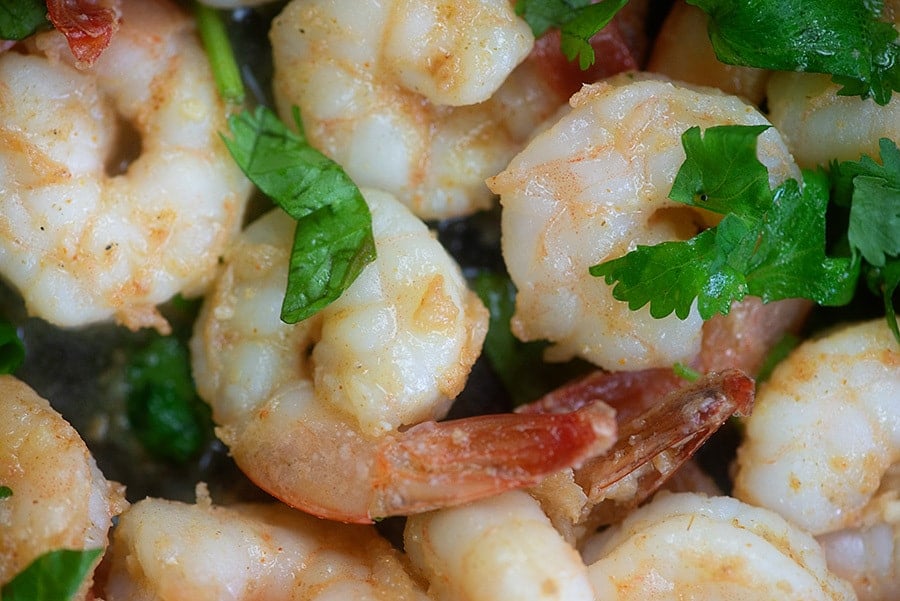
top-left (514, 0), bottom-right (627, 69)
top-left (0, 0), bottom-right (49, 41)
top-left (688, 0), bottom-right (900, 105)
top-left (1, 549), bottom-right (102, 601)
top-left (0, 320), bottom-right (24, 374)
top-left (223, 106), bottom-right (376, 323)
top-left (125, 334), bottom-right (212, 463)
top-left (472, 270), bottom-right (593, 405)
top-left (591, 125), bottom-right (883, 328)
top-left (0, 485), bottom-right (11, 499)
top-left (831, 138), bottom-right (900, 340)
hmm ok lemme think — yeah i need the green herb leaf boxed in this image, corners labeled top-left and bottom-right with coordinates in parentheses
top-left (472, 271), bottom-right (591, 405)
top-left (515, 0), bottom-right (627, 69)
top-left (193, 1), bottom-right (245, 105)
top-left (688, 0), bottom-right (900, 105)
top-left (0, 321), bottom-right (24, 374)
top-left (1, 549), bottom-right (102, 601)
top-left (870, 258), bottom-right (900, 342)
top-left (0, 0), bottom-right (49, 41)
top-left (829, 138), bottom-right (900, 342)
top-left (125, 335), bottom-right (211, 463)
top-left (591, 125), bottom-right (859, 320)
top-left (473, 271), bottom-right (553, 404)
top-left (830, 138), bottom-right (900, 267)
top-left (223, 106), bottom-right (376, 323)
top-left (0, 485), bottom-right (11, 498)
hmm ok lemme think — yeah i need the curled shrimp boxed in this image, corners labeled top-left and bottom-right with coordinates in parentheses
top-left (0, 0), bottom-right (251, 333)
top-left (269, 0), bottom-right (569, 220)
top-left (487, 75), bottom-right (800, 371)
top-left (0, 375), bottom-right (126, 598)
top-left (764, 0), bottom-right (899, 167)
top-left (101, 495), bottom-right (429, 601)
top-left (404, 489), bottom-right (856, 600)
top-left (190, 188), bottom-right (617, 523)
top-left (583, 491), bottom-right (857, 600)
top-left (767, 72), bottom-right (900, 169)
top-left (733, 319), bottom-right (900, 600)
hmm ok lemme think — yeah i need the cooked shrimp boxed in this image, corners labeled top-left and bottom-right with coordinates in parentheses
top-left (733, 319), bottom-right (900, 600)
top-left (487, 75), bottom-right (800, 371)
top-left (583, 491), bottom-right (857, 600)
top-left (0, 375), bottom-right (126, 599)
top-left (0, 0), bottom-right (251, 333)
top-left (190, 187), bottom-right (617, 523)
top-left (269, 0), bottom-right (568, 220)
top-left (404, 489), bottom-right (595, 601)
top-left (404, 490), bottom-right (855, 600)
top-left (102, 495), bottom-right (429, 601)
top-left (521, 369), bottom-right (754, 542)
top-left (764, 0), bottom-right (899, 167)
top-left (646, 0), bottom-right (770, 105)
top-left (766, 70), bottom-right (900, 168)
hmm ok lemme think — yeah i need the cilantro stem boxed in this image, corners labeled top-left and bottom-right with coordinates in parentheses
top-left (193, 2), bottom-right (245, 105)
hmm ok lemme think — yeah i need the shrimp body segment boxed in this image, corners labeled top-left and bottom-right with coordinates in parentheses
top-left (733, 319), bottom-right (899, 600)
top-left (0, 376), bottom-right (126, 599)
top-left (405, 490), bottom-right (855, 600)
top-left (734, 320), bottom-right (900, 536)
top-left (404, 490), bottom-right (595, 601)
top-left (191, 188), bottom-right (617, 523)
top-left (584, 491), bottom-right (858, 600)
top-left (0, 0), bottom-right (250, 332)
top-left (103, 497), bottom-right (430, 601)
top-left (488, 76), bottom-right (800, 370)
top-left (270, 0), bottom-right (556, 220)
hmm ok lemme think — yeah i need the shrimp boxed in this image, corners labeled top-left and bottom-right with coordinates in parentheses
top-left (583, 491), bottom-right (857, 600)
top-left (190, 187), bottom-right (617, 523)
top-left (404, 489), bottom-right (595, 601)
top-left (0, 0), bottom-right (251, 333)
top-left (764, 1), bottom-right (900, 168)
top-left (521, 369), bottom-right (755, 542)
top-left (487, 75), bottom-right (801, 371)
top-left (766, 71), bottom-right (900, 169)
top-left (0, 375), bottom-right (126, 599)
top-left (403, 489), bottom-right (856, 600)
top-left (102, 494), bottom-right (429, 601)
top-left (646, 0), bottom-right (770, 105)
top-left (733, 319), bottom-right (900, 601)
top-left (269, 0), bottom-right (567, 220)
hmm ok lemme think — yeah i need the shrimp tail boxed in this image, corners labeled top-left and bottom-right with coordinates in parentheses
top-left (584, 369), bottom-right (753, 520)
top-left (370, 402), bottom-right (618, 519)
top-left (520, 369), bottom-right (754, 525)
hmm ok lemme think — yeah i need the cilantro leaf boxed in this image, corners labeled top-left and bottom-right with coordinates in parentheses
top-left (688, 0), bottom-right (900, 105)
top-left (472, 270), bottom-right (592, 405)
top-left (125, 335), bottom-right (211, 463)
top-left (0, 485), bottom-right (11, 498)
top-left (1, 549), bottom-right (102, 601)
top-left (831, 138), bottom-right (900, 266)
top-left (0, 320), bottom-right (24, 374)
top-left (869, 258), bottom-right (900, 342)
top-left (223, 106), bottom-right (376, 323)
top-left (830, 138), bottom-right (900, 341)
top-left (591, 125), bottom-right (859, 320)
top-left (0, 0), bottom-right (49, 41)
top-left (515, 0), bottom-right (627, 69)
